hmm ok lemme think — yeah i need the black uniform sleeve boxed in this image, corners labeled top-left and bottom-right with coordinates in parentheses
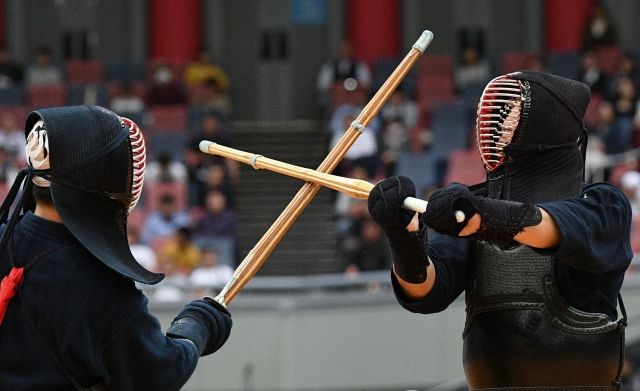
top-left (391, 229), bottom-right (471, 314)
top-left (538, 183), bottom-right (633, 273)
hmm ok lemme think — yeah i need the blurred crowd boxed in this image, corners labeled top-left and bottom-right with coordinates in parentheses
top-left (1, 1), bottom-right (640, 303)
top-left (0, 44), bottom-right (238, 301)
top-left (319, 2), bottom-right (640, 285)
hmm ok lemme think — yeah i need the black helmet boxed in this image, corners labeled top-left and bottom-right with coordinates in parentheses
top-left (475, 71), bottom-right (591, 202)
top-left (21, 105), bottom-right (163, 284)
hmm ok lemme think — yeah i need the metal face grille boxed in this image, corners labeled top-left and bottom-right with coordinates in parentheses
top-left (476, 75), bottom-right (523, 171)
top-left (121, 117), bottom-right (146, 213)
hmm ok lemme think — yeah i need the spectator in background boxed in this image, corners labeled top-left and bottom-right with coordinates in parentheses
top-left (0, 111), bottom-right (27, 163)
top-left (192, 190), bottom-right (236, 249)
top-left (582, 0), bottom-right (618, 51)
top-left (454, 46), bottom-right (491, 93)
top-left (195, 78), bottom-right (233, 118)
top-left (620, 170), bottom-right (640, 217)
top-left (146, 63), bottom-right (187, 106)
top-left (188, 111), bottom-right (239, 182)
top-left (344, 217), bottom-right (392, 276)
top-left (337, 198), bottom-right (370, 271)
top-left (317, 39), bottom-right (372, 106)
top-left (110, 81), bottom-right (145, 114)
top-left (611, 77), bottom-right (638, 118)
top-left (0, 146), bottom-right (18, 184)
top-left (335, 165), bottom-right (371, 236)
top-left (594, 100), bottom-right (633, 156)
top-left (184, 50), bottom-right (230, 92)
top-left (141, 192), bottom-right (191, 245)
top-left (329, 110), bottom-right (379, 178)
top-left (25, 45), bottom-right (63, 86)
top-left (195, 162), bottom-right (235, 208)
top-left (189, 247), bottom-right (234, 295)
top-left (157, 226), bottom-right (201, 276)
top-left (128, 226), bottom-right (158, 273)
top-left (146, 151), bottom-right (188, 185)
top-left (577, 50), bottom-right (608, 96)
top-left (0, 45), bottom-right (23, 89)
top-left (609, 52), bottom-right (639, 96)
top-left (380, 89), bottom-right (418, 176)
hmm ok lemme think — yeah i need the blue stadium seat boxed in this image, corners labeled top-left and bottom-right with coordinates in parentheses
top-left (545, 51), bottom-right (581, 79)
top-left (67, 83), bottom-right (108, 106)
top-left (105, 60), bottom-right (146, 82)
top-left (0, 86), bottom-right (24, 106)
top-left (148, 132), bottom-right (188, 161)
top-left (394, 151), bottom-right (439, 194)
top-left (430, 101), bottom-right (472, 159)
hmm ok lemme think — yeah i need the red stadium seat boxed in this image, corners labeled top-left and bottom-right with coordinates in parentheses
top-left (0, 106), bottom-right (29, 123)
top-left (595, 46), bottom-right (623, 75)
top-left (26, 85), bottom-right (68, 108)
top-left (444, 149), bottom-right (485, 185)
top-left (417, 54), bottom-right (454, 77)
top-left (501, 51), bottom-right (537, 74)
top-left (66, 59), bottom-right (105, 84)
top-left (416, 74), bottom-right (456, 118)
top-left (147, 105), bottom-right (188, 131)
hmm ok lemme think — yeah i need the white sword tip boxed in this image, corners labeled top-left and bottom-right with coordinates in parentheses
top-left (413, 30), bottom-right (434, 53)
top-left (199, 140), bottom-right (214, 153)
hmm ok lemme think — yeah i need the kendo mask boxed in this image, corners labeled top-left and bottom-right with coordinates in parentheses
top-left (12, 106), bottom-right (162, 284)
top-left (476, 71), bottom-right (591, 203)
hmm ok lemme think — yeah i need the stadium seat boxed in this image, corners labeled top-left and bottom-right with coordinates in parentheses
top-left (545, 51), bottom-right (581, 78)
top-left (66, 59), bottom-right (104, 84)
top-left (0, 86), bottom-right (25, 106)
top-left (67, 83), bottom-right (108, 106)
top-left (416, 74), bottom-right (456, 116)
top-left (105, 60), bottom-right (146, 82)
top-left (595, 46), bottom-right (623, 75)
top-left (26, 85), bottom-right (68, 108)
top-left (147, 105), bottom-right (188, 131)
top-left (147, 132), bottom-right (188, 161)
top-left (394, 151), bottom-right (439, 194)
top-left (0, 106), bottom-right (29, 123)
top-left (501, 51), bottom-right (537, 74)
top-left (417, 54), bottom-right (454, 77)
top-left (430, 101), bottom-right (472, 158)
top-left (444, 149), bottom-right (485, 185)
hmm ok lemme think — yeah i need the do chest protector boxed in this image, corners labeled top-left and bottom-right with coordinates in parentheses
top-left (462, 241), bottom-right (626, 390)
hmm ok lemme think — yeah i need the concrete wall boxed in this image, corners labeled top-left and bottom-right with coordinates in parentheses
top-left (150, 282), bottom-right (640, 391)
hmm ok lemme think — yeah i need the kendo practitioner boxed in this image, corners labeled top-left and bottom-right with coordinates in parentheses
top-left (0, 106), bottom-right (232, 390)
top-left (368, 71), bottom-right (632, 389)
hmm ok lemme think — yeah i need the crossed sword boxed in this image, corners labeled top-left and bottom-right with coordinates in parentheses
top-left (204, 31), bottom-right (443, 307)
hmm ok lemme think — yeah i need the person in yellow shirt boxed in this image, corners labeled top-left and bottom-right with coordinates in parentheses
top-left (184, 50), bottom-right (230, 92)
top-left (157, 226), bottom-right (202, 275)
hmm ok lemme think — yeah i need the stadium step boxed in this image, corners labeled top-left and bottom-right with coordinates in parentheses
top-left (232, 120), bottom-right (342, 275)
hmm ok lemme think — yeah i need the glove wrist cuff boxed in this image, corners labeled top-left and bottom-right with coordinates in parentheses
top-left (386, 224), bottom-right (429, 284)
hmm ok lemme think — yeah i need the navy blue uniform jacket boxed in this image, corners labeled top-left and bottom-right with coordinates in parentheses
top-left (0, 212), bottom-right (199, 390)
top-left (392, 183), bottom-right (633, 321)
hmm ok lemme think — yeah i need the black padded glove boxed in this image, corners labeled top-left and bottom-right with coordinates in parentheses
top-left (423, 183), bottom-right (542, 246)
top-left (368, 176), bottom-right (429, 283)
top-left (423, 183), bottom-right (479, 236)
top-left (368, 176), bottom-right (416, 230)
top-left (166, 298), bottom-right (232, 356)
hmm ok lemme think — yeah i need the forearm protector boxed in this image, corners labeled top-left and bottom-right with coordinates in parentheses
top-left (474, 198), bottom-right (542, 246)
top-left (385, 223), bottom-right (430, 284)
